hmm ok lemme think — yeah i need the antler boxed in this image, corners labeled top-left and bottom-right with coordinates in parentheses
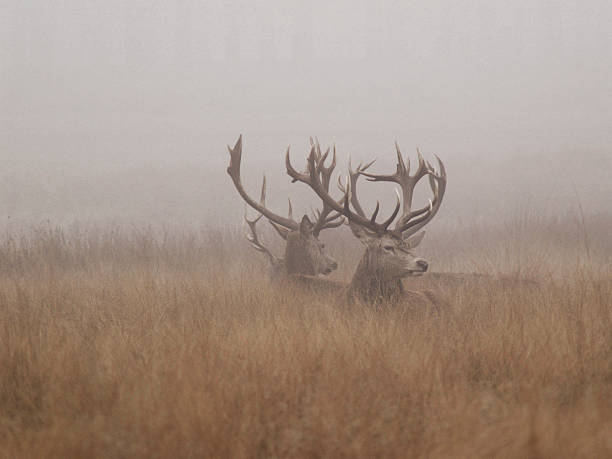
top-left (244, 210), bottom-right (280, 265)
top-left (397, 156), bottom-right (446, 236)
top-left (227, 135), bottom-right (299, 231)
top-left (286, 145), bottom-right (401, 235)
top-left (307, 138), bottom-right (345, 235)
top-left (338, 157), bottom-right (376, 218)
top-left (358, 143), bottom-right (447, 236)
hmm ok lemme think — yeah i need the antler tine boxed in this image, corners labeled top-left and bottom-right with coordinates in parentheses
top-left (381, 189), bottom-right (402, 230)
top-left (370, 201), bottom-right (380, 223)
top-left (244, 208), bottom-right (263, 226)
top-left (311, 142), bottom-right (346, 235)
top-left (317, 146), bottom-right (335, 188)
top-left (397, 155), bottom-right (447, 236)
top-left (414, 147), bottom-right (428, 180)
top-left (337, 156), bottom-right (376, 218)
top-left (395, 142), bottom-right (407, 174)
top-left (243, 207), bottom-right (278, 264)
top-left (324, 212), bottom-right (343, 224)
top-left (260, 174), bottom-right (267, 205)
top-left (351, 157), bottom-right (376, 217)
top-left (309, 136), bottom-right (319, 161)
top-left (320, 216), bottom-right (344, 230)
top-left (434, 153), bottom-right (447, 178)
top-left (227, 135), bottom-right (299, 231)
top-left (285, 146), bottom-right (303, 183)
top-left (337, 174), bottom-right (346, 193)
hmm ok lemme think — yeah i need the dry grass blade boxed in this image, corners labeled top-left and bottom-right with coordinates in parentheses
top-left (0, 220), bottom-right (610, 458)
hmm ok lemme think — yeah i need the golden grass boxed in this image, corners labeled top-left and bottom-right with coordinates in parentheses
top-left (0, 222), bottom-right (610, 458)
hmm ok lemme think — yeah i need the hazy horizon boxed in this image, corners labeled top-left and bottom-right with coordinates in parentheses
top-left (1, 1), bottom-right (611, 225)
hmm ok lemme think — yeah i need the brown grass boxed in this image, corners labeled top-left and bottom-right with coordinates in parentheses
top-left (0, 220), bottom-right (610, 458)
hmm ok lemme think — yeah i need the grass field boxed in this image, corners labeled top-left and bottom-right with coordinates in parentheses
top-left (0, 218), bottom-right (610, 458)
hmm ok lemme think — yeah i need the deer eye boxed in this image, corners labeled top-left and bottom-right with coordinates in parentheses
top-left (383, 245), bottom-right (395, 252)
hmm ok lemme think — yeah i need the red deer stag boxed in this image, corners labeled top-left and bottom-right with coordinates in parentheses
top-left (227, 135), bottom-right (342, 280)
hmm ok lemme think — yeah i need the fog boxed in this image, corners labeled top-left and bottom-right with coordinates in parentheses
top-left (1, 1), bottom-right (611, 226)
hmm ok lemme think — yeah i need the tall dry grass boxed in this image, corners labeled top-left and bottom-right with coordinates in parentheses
top-left (0, 218), bottom-right (610, 458)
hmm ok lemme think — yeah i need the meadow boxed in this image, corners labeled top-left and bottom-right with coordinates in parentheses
top-left (0, 215), bottom-right (610, 458)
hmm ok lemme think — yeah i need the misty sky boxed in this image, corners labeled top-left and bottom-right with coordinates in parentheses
top-left (1, 1), bottom-right (611, 224)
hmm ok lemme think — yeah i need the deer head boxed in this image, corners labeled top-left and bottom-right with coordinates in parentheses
top-left (227, 135), bottom-right (340, 278)
top-left (347, 222), bottom-right (428, 282)
top-left (285, 215), bottom-right (337, 276)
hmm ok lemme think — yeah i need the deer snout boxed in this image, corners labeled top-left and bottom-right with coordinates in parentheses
top-left (322, 259), bottom-right (338, 275)
top-left (416, 259), bottom-right (428, 272)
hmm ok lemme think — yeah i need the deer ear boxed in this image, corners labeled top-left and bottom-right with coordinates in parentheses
top-left (404, 231), bottom-right (425, 248)
top-left (299, 215), bottom-right (313, 235)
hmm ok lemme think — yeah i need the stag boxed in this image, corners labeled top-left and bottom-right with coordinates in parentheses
top-left (227, 135), bottom-right (342, 280)
top-left (286, 142), bottom-right (446, 306)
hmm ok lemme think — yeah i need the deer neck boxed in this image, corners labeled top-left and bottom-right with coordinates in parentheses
top-left (348, 248), bottom-right (403, 304)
